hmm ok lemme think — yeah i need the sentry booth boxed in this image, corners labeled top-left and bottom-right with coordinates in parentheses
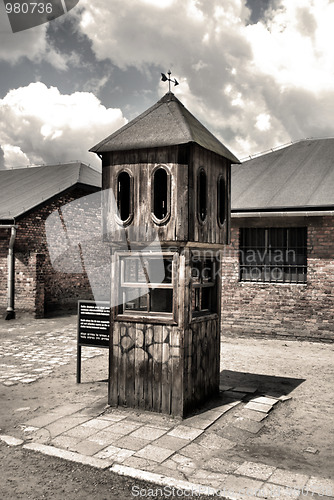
top-left (90, 92), bottom-right (239, 416)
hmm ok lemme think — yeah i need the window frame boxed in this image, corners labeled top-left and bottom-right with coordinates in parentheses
top-left (190, 253), bottom-right (218, 320)
top-left (114, 169), bottom-right (134, 227)
top-left (151, 165), bottom-right (171, 226)
top-left (114, 251), bottom-right (178, 324)
top-left (239, 227), bottom-right (307, 284)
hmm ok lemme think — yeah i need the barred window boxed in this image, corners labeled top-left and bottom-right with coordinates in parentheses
top-left (239, 227), bottom-right (307, 284)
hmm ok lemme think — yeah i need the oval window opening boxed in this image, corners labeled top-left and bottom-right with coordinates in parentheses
top-left (198, 169), bottom-right (207, 222)
top-left (117, 171), bottom-right (131, 222)
top-left (153, 168), bottom-right (168, 220)
top-left (218, 177), bottom-right (226, 225)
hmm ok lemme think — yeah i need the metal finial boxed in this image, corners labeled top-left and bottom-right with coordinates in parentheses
top-left (161, 70), bottom-right (179, 92)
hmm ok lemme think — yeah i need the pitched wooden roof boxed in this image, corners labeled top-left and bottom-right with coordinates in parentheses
top-left (90, 92), bottom-right (240, 163)
top-left (232, 138), bottom-right (334, 211)
top-left (0, 162), bottom-right (101, 220)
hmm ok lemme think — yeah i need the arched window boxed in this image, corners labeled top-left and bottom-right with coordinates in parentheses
top-left (117, 171), bottom-right (132, 223)
top-left (197, 168), bottom-right (207, 222)
top-left (152, 167), bottom-right (170, 223)
top-left (217, 176), bottom-right (226, 226)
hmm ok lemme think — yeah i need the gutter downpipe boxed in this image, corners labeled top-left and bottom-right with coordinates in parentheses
top-left (0, 224), bottom-right (17, 320)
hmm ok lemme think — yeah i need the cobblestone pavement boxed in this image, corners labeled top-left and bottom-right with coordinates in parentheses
top-left (0, 316), bottom-right (103, 386)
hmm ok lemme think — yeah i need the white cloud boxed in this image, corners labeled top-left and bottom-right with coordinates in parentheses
top-left (0, 82), bottom-right (127, 169)
top-left (74, 0), bottom-right (334, 157)
top-left (0, 1), bottom-right (74, 70)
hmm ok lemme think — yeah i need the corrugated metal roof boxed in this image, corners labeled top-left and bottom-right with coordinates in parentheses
top-left (90, 92), bottom-right (240, 163)
top-left (0, 162), bottom-right (101, 220)
top-left (232, 138), bottom-right (334, 211)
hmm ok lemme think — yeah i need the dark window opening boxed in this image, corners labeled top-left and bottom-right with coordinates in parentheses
top-left (153, 168), bottom-right (168, 220)
top-left (239, 227), bottom-right (307, 284)
top-left (198, 169), bottom-right (207, 222)
top-left (218, 176), bottom-right (226, 225)
top-left (117, 171), bottom-right (131, 222)
top-left (191, 257), bottom-right (217, 315)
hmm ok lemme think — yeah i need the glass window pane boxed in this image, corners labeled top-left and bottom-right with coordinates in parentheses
top-left (123, 289), bottom-right (148, 311)
top-left (150, 289), bottom-right (173, 313)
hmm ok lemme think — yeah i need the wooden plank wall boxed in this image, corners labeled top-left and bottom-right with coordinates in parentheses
top-left (191, 144), bottom-right (230, 245)
top-left (183, 318), bottom-right (220, 414)
top-left (104, 161), bottom-right (188, 244)
top-left (109, 322), bottom-right (184, 415)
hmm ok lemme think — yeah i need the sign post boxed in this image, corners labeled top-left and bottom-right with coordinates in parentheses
top-left (77, 300), bottom-right (110, 383)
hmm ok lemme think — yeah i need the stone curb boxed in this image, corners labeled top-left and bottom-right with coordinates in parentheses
top-left (111, 463), bottom-right (220, 496)
top-left (2, 434), bottom-right (333, 499)
top-left (0, 434), bottom-right (24, 446)
top-left (22, 442), bottom-right (112, 470)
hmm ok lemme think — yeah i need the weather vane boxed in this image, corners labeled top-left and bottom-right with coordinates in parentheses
top-left (161, 70), bottom-right (179, 92)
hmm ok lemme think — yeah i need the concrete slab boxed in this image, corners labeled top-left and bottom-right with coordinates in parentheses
top-left (197, 432), bottom-right (236, 451)
top-left (130, 425), bottom-right (167, 441)
top-left (233, 417), bottom-right (265, 434)
top-left (153, 434), bottom-right (188, 451)
top-left (134, 444), bottom-right (175, 463)
top-left (44, 416), bottom-right (91, 438)
top-left (87, 428), bottom-right (121, 447)
top-left (236, 409), bottom-right (268, 422)
top-left (244, 401), bottom-right (273, 413)
top-left (167, 425), bottom-right (203, 441)
top-left (220, 474), bottom-right (264, 497)
top-left (268, 468), bottom-right (309, 489)
top-left (116, 435), bottom-right (150, 451)
top-left (94, 444), bottom-right (135, 462)
top-left (234, 461), bottom-right (276, 480)
top-left (103, 420), bottom-right (142, 436)
top-left (251, 396), bottom-right (279, 406)
top-left (305, 477), bottom-right (334, 496)
top-left (71, 439), bottom-right (108, 456)
top-left (183, 416), bottom-right (215, 430)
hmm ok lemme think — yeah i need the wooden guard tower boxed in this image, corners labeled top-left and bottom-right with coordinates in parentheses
top-left (90, 92), bottom-right (239, 416)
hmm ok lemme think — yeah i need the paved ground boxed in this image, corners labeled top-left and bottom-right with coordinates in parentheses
top-left (0, 315), bottom-right (333, 498)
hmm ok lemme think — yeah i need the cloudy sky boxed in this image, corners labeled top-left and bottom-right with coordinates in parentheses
top-left (1, 0), bottom-right (334, 169)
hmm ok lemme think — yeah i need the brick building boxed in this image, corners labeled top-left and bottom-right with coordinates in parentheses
top-left (222, 139), bottom-right (334, 342)
top-left (0, 162), bottom-right (103, 318)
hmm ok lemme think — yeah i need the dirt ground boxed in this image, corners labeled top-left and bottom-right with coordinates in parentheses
top-left (0, 316), bottom-right (333, 498)
top-left (219, 336), bottom-right (334, 478)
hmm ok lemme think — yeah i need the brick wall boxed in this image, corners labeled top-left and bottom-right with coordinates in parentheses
top-left (221, 216), bottom-right (334, 342)
top-left (0, 186), bottom-right (110, 318)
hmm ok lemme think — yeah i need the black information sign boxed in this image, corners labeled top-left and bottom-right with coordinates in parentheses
top-left (77, 300), bottom-right (110, 383)
top-left (78, 300), bottom-right (110, 347)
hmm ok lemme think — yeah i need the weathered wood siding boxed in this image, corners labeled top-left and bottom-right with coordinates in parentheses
top-left (104, 161), bottom-right (188, 244)
top-left (183, 318), bottom-right (220, 414)
top-left (109, 319), bottom-right (220, 417)
top-left (101, 143), bottom-right (231, 247)
top-left (189, 143), bottom-right (230, 245)
top-left (109, 322), bottom-right (184, 415)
